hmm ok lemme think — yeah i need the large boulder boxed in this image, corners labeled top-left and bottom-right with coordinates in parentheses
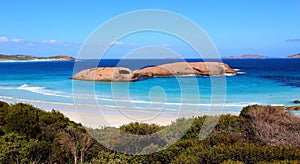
top-left (72, 62), bottom-right (237, 82)
top-left (293, 100), bottom-right (300, 104)
top-left (72, 67), bottom-right (138, 82)
top-left (134, 62), bottom-right (237, 77)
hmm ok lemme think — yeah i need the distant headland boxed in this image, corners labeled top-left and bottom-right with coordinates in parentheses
top-left (223, 53), bottom-right (300, 59)
top-left (223, 54), bottom-right (267, 59)
top-left (287, 53), bottom-right (300, 58)
top-left (0, 54), bottom-right (75, 61)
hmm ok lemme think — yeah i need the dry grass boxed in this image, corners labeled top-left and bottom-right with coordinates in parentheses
top-left (244, 106), bottom-right (300, 148)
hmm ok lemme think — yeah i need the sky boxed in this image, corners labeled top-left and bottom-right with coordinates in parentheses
top-left (0, 0), bottom-right (299, 58)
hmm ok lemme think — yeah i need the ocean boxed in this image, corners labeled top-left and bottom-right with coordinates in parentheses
top-left (0, 59), bottom-right (300, 117)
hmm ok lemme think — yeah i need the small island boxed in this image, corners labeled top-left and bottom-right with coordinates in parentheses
top-left (287, 53), bottom-right (300, 58)
top-left (72, 62), bottom-right (237, 82)
top-left (223, 54), bottom-right (267, 59)
top-left (0, 54), bottom-right (75, 61)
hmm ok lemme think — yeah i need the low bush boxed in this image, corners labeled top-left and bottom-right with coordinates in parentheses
top-left (1, 102), bottom-right (300, 163)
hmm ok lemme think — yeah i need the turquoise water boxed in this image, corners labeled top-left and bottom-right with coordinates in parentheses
top-left (0, 59), bottom-right (299, 116)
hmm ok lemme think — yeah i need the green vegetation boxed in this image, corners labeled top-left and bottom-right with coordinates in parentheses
top-left (0, 54), bottom-right (36, 61)
top-left (0, 102), bottom-right (102, 164)
top-left (1, 102), bottom-right (300, 163)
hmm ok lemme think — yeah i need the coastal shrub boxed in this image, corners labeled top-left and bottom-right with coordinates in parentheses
top-left (181, 116), bottom-right (206, 139)
top-left (0, 103), bottom-right (99, 163)
top-left (4, 103), bottom-right (42, 139)
top-left (172, 141), bottom-right (300, 164)
top-left (258, 160), bottom-right (300, 164)
top-left (215, 115), bottom-right (243, 132)
top-left (242, 105), bottom-right (300, 148)
top-left (1, 102), bottom-right (300, 163)
top-left (181, 114), bottom-right (242, 140)
top-left (240, 104), bottom-right (261, 118)
top-left (90, 126), bottom-right (167, 155)
top-left (0, 133), bottom-right (31, 163)
top-left (0, 101), bottom-right (8, 108)
top-left (0, 102), bottom-right (9, 127)
top-left (56, 127), bottom-right (93, 164)
top-left (38, 109), bottom-right (78, 142)
top-left (92, 151), bottom-right (134, 164)
top-left (0, 128), bottom-right (4, 136)
top-left (240, 105), bottom-right (286, 118)
top-left (221, 159), bottom-right (244, 164)
top-left (160, 118), bottom-right (195, 144)
top-left (120, 122), bottom-right (162, 135)
top-left (201, 132), bottom-right (243, 147)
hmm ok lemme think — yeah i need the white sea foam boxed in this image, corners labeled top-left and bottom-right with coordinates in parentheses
top-left (10, 84), bottom-right (259, 109)
top-left (270, 104), bottom-right (284, 106)
top-left (225, 73), bottom-right (236, 76)
top-left (94, 96), bottom-right (259, 107)
top-left (17, 84), bottom-right (72, 98)
top-left (175, 74), bottom-right (197, 77)
top-left (0, 94), bottom-right (261, 117)
top-left (0, 95), bottom-right (73, 106)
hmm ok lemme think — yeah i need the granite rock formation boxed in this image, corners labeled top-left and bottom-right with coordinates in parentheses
top-left (72, 62), bottom-right (237, 82)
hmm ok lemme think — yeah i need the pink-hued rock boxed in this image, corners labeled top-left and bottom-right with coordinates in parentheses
top-left (134, 62), bottom-right (237, 77)
top-left (72, 62), bottom-right (237, 82)
top-left (72, 67), bottom-right (138, 82)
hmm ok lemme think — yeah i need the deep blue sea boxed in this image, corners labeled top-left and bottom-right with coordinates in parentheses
top-left (0, 59), bottom-right (300, 116)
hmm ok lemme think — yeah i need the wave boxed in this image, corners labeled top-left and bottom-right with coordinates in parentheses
top-left (270, 104), bottom-right (284, 106)
top-left (174, 74), bottom-right (197, 77)
top-left (0, 95), bottom-right (260, 115)
top-left (0, 95), bottom-right (73, 106)
top-left (17, 84), bottom-right (72, 98)
top-left (93, 96), bottom-right (259, 107)
top-left (5, 84), bottom-right (259, 108)
top-left (225, 73), bottom-right (236, 77)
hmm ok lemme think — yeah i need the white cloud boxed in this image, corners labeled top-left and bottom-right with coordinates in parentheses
top-left (129, 42), bottom-right (136, 46)
top-left (42, 39), bottom-right (63, 45)
top-left (0, 36), bottom-right (79, 48)
top-left (0, 36), bottom-right (9, 42)
top-left (11, 38), bottom-right (23, 43)
top-left (41, 39), bottom-right (79, 47)
top-left (110, 41), bottom-right (124, 45)
top-left (26, 43), bottom-right (34, 46)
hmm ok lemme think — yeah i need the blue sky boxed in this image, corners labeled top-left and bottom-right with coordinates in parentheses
top-left (0, 0), bottom-right (299, 58)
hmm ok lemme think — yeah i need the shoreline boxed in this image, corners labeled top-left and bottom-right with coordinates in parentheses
top-left (0, 99), bottom-right (178, 128)
top-left (1, 98), bottom-right (299, 128)
top-left (60, 111), bottom-right (176, 128)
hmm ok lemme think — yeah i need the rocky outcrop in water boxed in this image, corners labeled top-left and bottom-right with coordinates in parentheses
top-left (72, 62), bottom-right (237, 82)
top-left (72, 67), bottom-right (137, 82)
top-left (293, 100), bottom-right (300, 104)
top-left (134, 62), bottom-right (237, 78)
